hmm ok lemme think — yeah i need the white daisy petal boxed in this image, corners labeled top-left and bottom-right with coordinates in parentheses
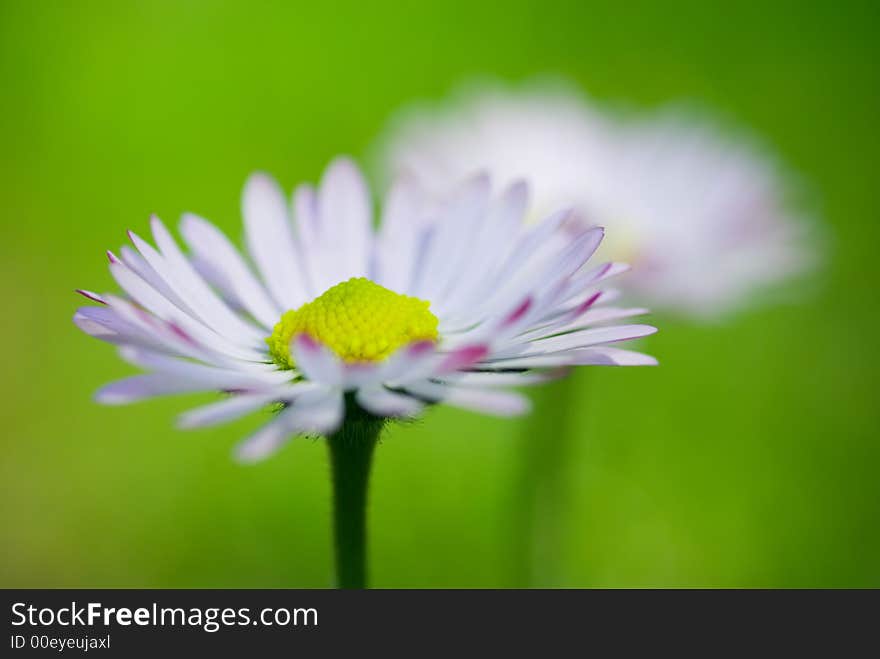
top-left (95, 374), bottom-right (216, 405)
top-left (356, 386), bottom-right (423, 418)
top-left (382, 342), bottom-right (474, 386)
top-left (404, 380), bottom-right (531, 417)
top-left (288, 388), bottom-right (345, 434)
top-left (234, 389), bottom-right (344, 462)
top-left (374, 341), bottom-right (438, 382)
top-left (179, 212), bottom-right (281, 329)
top-left (341, 362), bottom-right (383, 390)
top-left (108, 260), bottom-right (265, 361)
top-left (437, 370), bottom-right (565, 387)
top-left (243, 172), bottom-right (309, 309)
top-left (517, 306), bottom-right (650, 343)
top-left (291, 184), bottom-right (320, 297)
top-left (571, 347), bottom-right (659, 366)
top-left (290, 334), bottom-right (344, 386)
top-left (118, 347), bottom-right (290, 389)
top-left (478, 352), bottom-right (572, 371)
top-left (140, 216), bottom-right (264, 344)
top-left (189, 253), bottom-right (243, 312)
top-left (475, 354), bottom-right (576, 370)
top-left (440, 181), bottom-right (529, 315)
top-left (177, 384), bottom-right (318, 429)
top-left (292, 184), bottom-right (319, 242)
top-left (435, 344), bottom-right (490, 374)
top-left (529, 323), bottom-right (657, 353)
top-left (102, 294), bottom-right (228, 363)
top-left (441, 208), bottom-right (571, 328)
top-left (374, 174), bottom-right (428, 291)
top-left (73, 306), bottom-right (175, 354)
top-left (317, 157), bottom-right (372, 283)
top-left (73, 306), bottom-right (135, 340)
top-left (414, 174), bottom-right (490, 305)
top-left (444, 387), bottom-right (532, 416)
top-left (119, 245), bottom-right (191, 312)
top-left (565, 262), bottom-right (630, 301)
top-left (234, 408), bottom-right (299, 463)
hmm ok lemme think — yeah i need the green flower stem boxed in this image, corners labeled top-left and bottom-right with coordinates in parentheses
top-left (510, 374), bottom-right (584, 587)
top-left (326, 409), bottom-right (385, 589)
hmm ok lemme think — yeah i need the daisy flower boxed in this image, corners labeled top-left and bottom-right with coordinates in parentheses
top-left (73, 157), bottom-right (656, 587)
top-left (376, 84), bottom-right (815, 586)
top-left (377, 84), bottom-right (814, 318)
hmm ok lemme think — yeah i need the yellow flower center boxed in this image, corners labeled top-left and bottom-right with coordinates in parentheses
top-left (267, 277), bottom-right (439, 368)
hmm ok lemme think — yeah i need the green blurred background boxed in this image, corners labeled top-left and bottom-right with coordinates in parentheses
top-left (2, 0), bottom-right (877, 588)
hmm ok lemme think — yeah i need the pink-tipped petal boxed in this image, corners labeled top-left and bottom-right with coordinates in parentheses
top-left (75, 289), bottom-right (106, 304)
top-left (290, 334), bottom-right (344, 386)
top-left (503, 297), bottom-right (533, 328)
top-left (437, 344), bottom-right (490, 374)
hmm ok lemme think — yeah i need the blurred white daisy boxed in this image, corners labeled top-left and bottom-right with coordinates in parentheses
top-left (377, 85), bottom-right (815, 318)
top-left (74, 158), bottom-right (657, 462)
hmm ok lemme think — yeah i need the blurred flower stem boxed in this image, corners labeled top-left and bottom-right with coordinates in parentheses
top-left (511, 374), bottom-right (584, 587)
top-left (326, 410), bottom-right (385, 589)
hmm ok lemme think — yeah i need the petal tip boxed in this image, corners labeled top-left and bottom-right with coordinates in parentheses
top-left (75, 289), bottom-right (106, 304)
top-left (407, 340), bottom-right (436, 356)
top-left (503, 297), bottom-right (533, 327)
top-left (293, 332), bottom-right (321, 352)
